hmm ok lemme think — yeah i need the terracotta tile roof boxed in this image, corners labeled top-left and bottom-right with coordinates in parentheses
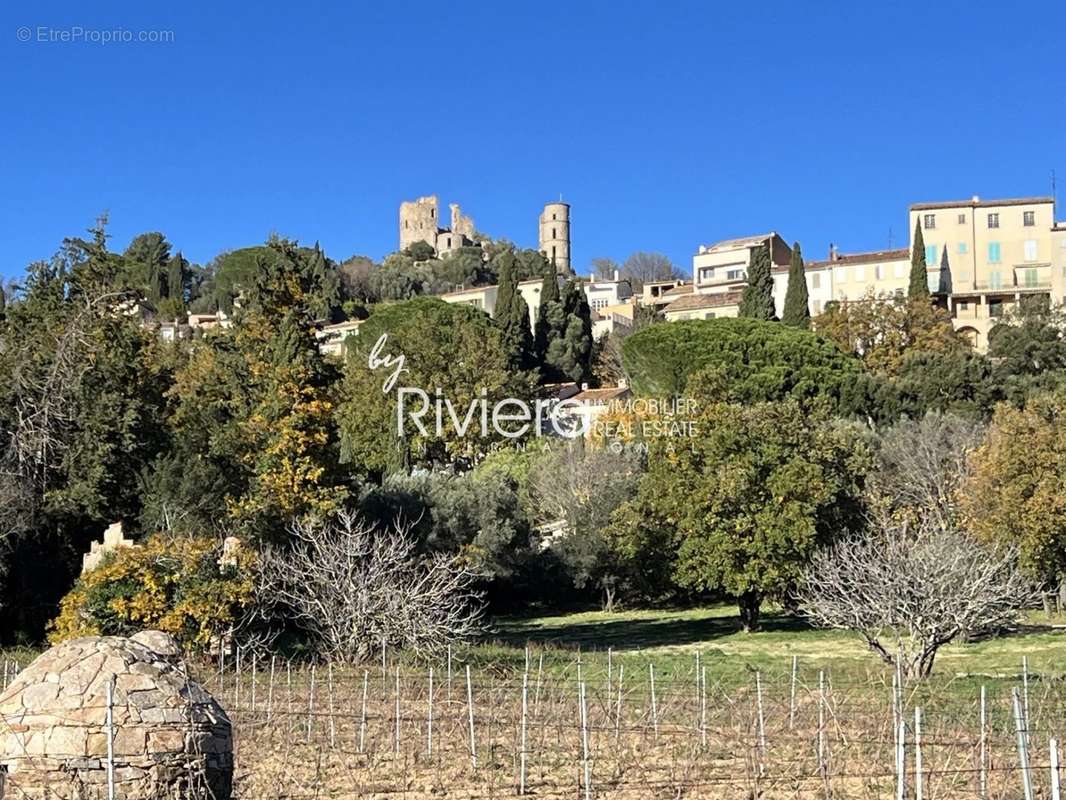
top-left (803, 248), bottom-right (909, 270)
top-left (663, 291), bottom-right (743, 314)
top-left (662, 283), bottom-right (694, 297)
top-left (910, 196), bottom-right (1053, 211)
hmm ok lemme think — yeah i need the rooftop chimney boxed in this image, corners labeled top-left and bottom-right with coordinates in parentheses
top-left (829, 243), bottom-right (838, 261)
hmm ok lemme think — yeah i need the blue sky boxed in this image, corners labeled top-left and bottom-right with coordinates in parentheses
top-left (2, 1), bottom-right (1064, 280)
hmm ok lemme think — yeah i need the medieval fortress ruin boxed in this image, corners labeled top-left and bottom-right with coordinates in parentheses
top-left (399, 195), bottom-right (572, 273)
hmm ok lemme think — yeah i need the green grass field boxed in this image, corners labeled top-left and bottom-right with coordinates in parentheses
top-left (5, 603), bottom-right (1064, 688)
top-left (468, 603), bottom-right (1066, 686)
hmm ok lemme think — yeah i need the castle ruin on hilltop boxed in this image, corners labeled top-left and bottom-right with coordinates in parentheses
top-left (398, 194), bottom-right (572, 273)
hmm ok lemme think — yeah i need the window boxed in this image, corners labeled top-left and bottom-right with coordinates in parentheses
top-left (925, 245), bottom-right (937, 265)
top-left (854, 265), bottom-right (866, 282)
top-left (726, 268), bottom-right (745, 280)
top-left (699, 267), bottom-right (715, 282)
top-left (834, 267), bottom-right (846, 284)
top-left (552, 213), bottom-right (557, 220)
top-left (957, 301), bottom-right (970, 312)
top-left (989, 299), bottom-right (1004, 317)
top-left (1024, 210), bottom-right (1035, 227)
top-left (1024, 268), bottom-right (1039, 287)
top-left (704, 312), bottom-right (716, 320)
top-left (958, 242), bottom-right (968, 255)
top-left (811, 273), bottom-right (821, 289)
top-left (988, 213), bottom-right (1000, 229)
top-left (552, 228), bottom-right (556, 239)
top-left (989, 270), bottom-right (1003, 289)
top-left (1024, 240), bottom-right (1038, 262)
top-left (958, 213), bottom-right (967, 224)
top-left (874, 265), bottom-right (883, 280)
top-left (894, 262), bottom-right (907, 278)
top-left (988, 242), bottom-right (1002, 263)
top-left (924, 214), bottom-right (936, 229)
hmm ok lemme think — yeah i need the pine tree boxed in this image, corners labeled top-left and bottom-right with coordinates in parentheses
top-left (909, 219), bottom-right (930, 299)
top-left (781, 242), bottom-right (810, 327)
top-left (739, 243), bottom-right (776, 320)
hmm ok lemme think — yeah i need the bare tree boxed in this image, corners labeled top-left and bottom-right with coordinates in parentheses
top-left (259, 510), bottom-right (484, 662)
top-left (798, 517), bottom-right (1036, 678)
top-left (620, 252), bottom-right (683, 290)
top-left (869, 412), bottom-right (984, 531)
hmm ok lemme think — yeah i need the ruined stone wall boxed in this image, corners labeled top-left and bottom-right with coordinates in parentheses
top-left (398, 194), bottom-right (440, 251)
top-left (81, 522), bottom-right (135, 575)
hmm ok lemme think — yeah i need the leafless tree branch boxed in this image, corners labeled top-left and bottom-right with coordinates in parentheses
top-left (259, 510), bottom-right (484, 662)
top-left (797, 517), bottom-right (1036, 679)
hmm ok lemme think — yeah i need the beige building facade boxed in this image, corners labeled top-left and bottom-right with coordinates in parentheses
top-left (678, 195), bottom-right (1063, 352)
top-left (909, 196), bottom-right (1056, 349)
top-left (692, 233), bottom-right (791, 295)
top-left (803, 247), bottom-right (910, 309)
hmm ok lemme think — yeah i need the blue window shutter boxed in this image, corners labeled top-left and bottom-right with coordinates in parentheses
top-left (925, 245), bottom-right (937, 265)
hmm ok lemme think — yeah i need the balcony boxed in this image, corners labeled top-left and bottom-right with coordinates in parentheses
top-left (697, 270), bottom-right (747, 288)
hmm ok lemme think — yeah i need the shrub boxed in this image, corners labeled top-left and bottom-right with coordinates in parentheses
top-left (621, 317), bottom-right (863, 412)
top-left (48, 535), bottom-right (258, 651)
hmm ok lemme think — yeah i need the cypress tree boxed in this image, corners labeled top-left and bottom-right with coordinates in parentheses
top-left (494, 251), bottom-right (534, 370)
top-left (739, 243), bottom-right (776, 320)
top-left (909, 218), bottom-right (930, 298)
top-left (937, 244), bottom-right (952, 295)
top-left (546, 279), bottom-right (593, 383)
top-left (495, 252), bottom-right (517, 324)
top-left (166, 252), bottom-right (187, 303)
top-left (781, 242), bottom-right (810, 327)
top-left (534, 261), bottom-right (561, 363)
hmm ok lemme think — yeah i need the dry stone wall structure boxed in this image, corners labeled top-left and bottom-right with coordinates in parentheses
top-left (0, 633), bottom-right (231, 799)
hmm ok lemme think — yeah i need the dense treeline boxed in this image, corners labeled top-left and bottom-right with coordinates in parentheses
top-left (3, 221), bottom-right (1066, 652)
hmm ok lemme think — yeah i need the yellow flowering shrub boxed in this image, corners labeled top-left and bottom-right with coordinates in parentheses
top-left (49, 534), bottom-right (257, 651)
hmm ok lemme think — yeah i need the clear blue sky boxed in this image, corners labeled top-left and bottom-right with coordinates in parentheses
top-left (2, 1), bottom-right (1064, 280)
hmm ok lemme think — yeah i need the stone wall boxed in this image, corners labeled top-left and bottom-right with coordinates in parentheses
top-left (0, 634), bottom-right (232, 799)
top-left (81, 522), bottom-right (136, 575)
top-left (399, 194), bottom-right (440, 252)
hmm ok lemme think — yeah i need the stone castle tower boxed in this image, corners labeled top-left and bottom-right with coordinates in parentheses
top-left (398, 195), bottom-right (441, 252)
top-left (539, 201), bottom-right (571, 274)
top-left (399, 195), bottom-right (477, 256)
